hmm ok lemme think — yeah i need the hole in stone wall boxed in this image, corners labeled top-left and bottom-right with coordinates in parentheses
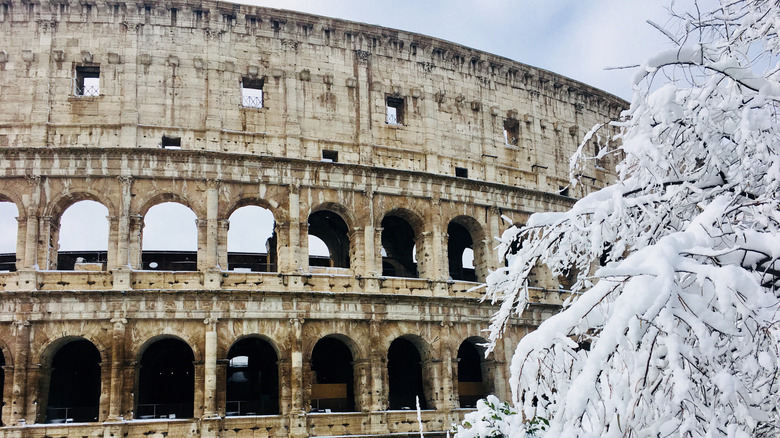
top-left (387, 338), bottom-right (426, 410)
top-left (455, 167), bottom-right (468, 178)
top-left (227, 205), bottom-right (276, 272)
top-left (381, 215), bottom-right (417, 278)
top-left (457, 341), bottom-right (487, 408)
top-left (57, 200), bottom-right (109, 271)
top-left (226, 337), bottom-right (279, 416)
top-left (386, 96), bottom-right (404, 125)
top-left (161, 136), bottom-right (181, 149)
top-left (321, 150), bottom-right (338, 163)
top-left (0, 201), bottom-right (18, 272)
top-left (241, 77), bottom-right (264, 109)
top-left (44, 339), bottom-right (101, 423)
top-left (142, 202), bottom-right (197, 271)
top-left (503, 119), bottom-right (519, 146)
top-left (311, 337), bottom-right (355, 412)
top-left (137, 338), bottom-right (194, 419)
top-left (74, 66), bottom-right (100, 97)
top-left (308, 210), bottom-right (350, 269)
top-left (448, 221), bottom-right (475, 282)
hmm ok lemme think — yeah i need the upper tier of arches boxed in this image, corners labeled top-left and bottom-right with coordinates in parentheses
top-left (0, 0), bottom-right (622, 194)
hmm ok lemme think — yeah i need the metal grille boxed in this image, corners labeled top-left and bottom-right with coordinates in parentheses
top-left (75, 83), bottom-right (99, 97)
top-left (242, 94), bottom-right (263, 108)
top-left (386, 113), bottom-right (401, 125)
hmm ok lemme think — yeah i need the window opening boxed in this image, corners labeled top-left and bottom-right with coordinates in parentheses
top-left (386, 96), bottom-right (404, 125)
top-left (137, 338), bottom-right (194, 419)
top-left (170, 7), bottom-right (176, 26)
top-left (0, 202), bottom-right (18, 272)
top-left (45, 340), bottom-right (101, 423)
top-left (226, 337), bottom-right (279, 416)
top-left (57, 200), bottom-right (109, 271)
top-left (308, 210), bottom-right (350, 269)
top-left (311, 337), bottom-right (355, 412)
top-left (161, 136), bottom-right (181, 149)
top-left (321, 150), bottom-right (338, 163)
top-left (503, 119), bottom-right (519, 146)
top-left (142, 202), bottom-right (197, 271)
top-left (381, 215), bottom-right (417, 277)
top-left (455, 167), bottom-right (468, 178)
top-left (387, 338), bottom-right (426, 410)
top-left (241, 77), bottom-right (264, 108)
top-left (457, 341), bottom-right (487, 408)
top-left (74, 66), bottom-right (100, 97)
top-left (448, 221), bottom-right (475, 282)
top-left (227, 205), bottom-right (276, 272)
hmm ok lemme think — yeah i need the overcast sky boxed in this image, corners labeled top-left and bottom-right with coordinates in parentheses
top-left (242, 0), bottom-right (683, 101)
top-left (0, 1), bottom-right (700, 257)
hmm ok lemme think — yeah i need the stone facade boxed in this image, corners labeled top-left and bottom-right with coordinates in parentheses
top-left (0, 1), bottom-right (623, 437)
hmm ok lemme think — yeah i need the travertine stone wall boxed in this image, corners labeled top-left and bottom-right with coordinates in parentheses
top-left (0, 1), bottom-right (623, 437)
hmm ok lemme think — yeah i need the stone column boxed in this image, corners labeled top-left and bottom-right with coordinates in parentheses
top-left (10, 320), bottom-right (30, 425)
top-left (203, 318), bottom-right (219, 418)
top-left (107, 318), bottom-right (127, 421)
top-left (115, 176), bottom-right (133, 269)
top-left (368, 317), bottom-right (385, 411)
top-left (128, 214), bottom-right (144, 269)
top-left (205, 180), bottom-right (220, 270)
top-left (438, 321), bottom-right (457, 411)
top-left (39, 216), bottom-right (54, 270)
top-left (217, 219), bottom-right (230, 269)
top-left (288, 318), bottom-right (307, 438)
top-left (487, 206), bottom-right (503, 272)
top-left (106, 216), bottom-right (119, 270)
top-left (22, 175), bottom-right (41, 269)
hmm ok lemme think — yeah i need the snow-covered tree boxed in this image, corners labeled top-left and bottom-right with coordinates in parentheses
top-left (466, 1), bottom-right (780, 436)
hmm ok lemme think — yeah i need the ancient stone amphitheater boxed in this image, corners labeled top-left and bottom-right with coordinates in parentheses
top-left (0, 1), bottom-right (623, 437)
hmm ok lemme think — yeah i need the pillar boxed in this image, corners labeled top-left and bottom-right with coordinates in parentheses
top-left (205, 180), bottom-right (220, 270)
top-left (10, 320), bottom-right (30, 425)
top-left (107, 318), bottom-right (126, 421)
top-left (203, 318), bottom-right (218, 418)
top-left (114, 176), bottom-right (133, 269)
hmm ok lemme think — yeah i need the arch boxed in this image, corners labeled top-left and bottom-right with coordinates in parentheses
top-left (0, 201), bottom-right (19, 272)
top-left (142, 202), bottom-right (198, 271)
top-left (225, 336), bottom-right (279, 416)
top-left (227, 205), bottom-right (277, 272)
top-left (457, 338), bottom-right (489, 408)
top-left (136, 337), bottom-right (195, 419)
top-left (310, 336), bottom-right (355, 412)
top-left (387, 336), bottom-right (429, 410)
top-left (448, 215), bottom-right (486, 282)
top-left (56, 200), bottom-right (110, 271)
top-left (308, 209), bottom-right (350, 269)
top-left (381, 210), bottom-right (422, 278)
top-left (46, 190), bottom-right (116, 222)
top-left (40, 338), bottom-right (101, 423)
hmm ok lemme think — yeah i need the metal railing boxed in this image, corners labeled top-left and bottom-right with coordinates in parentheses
top-left (136, 402), bottom-right (192, 419)
top-left (225, 399), bottom-right (272, 416)
top-left (386, 113), bottom-right (402, 125)
top-left (74, 84), bottom-right (100, 97)
top-left (242, 94), bottom-right (263, 108)
top-left (45, 406), bottom-right (98, 423)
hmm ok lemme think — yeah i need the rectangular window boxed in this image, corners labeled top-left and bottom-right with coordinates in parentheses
top-left (503, 119), bottom-right (519, 146)
top-left (241, 77), bottom-right (264, 109)
top-left (322, 150), bottom-right (338, 162)
top-left (386, 96), bottom-right (404, 125)
top-left (455, 167), bottom-right (468, 178)
top-left (74, 66), bottom-right (100, 97)
top-left (161, 136), bottom-right (181, 149)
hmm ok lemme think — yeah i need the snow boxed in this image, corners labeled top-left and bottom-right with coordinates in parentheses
top-left (458, 1), bottom-right (780, 437)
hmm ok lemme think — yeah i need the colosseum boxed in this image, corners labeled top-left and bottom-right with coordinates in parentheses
top-left (0, 1), bottom-right (624, 437)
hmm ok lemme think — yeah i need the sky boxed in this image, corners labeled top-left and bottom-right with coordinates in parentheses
top-left (0, 1), bottom-right (695, 258)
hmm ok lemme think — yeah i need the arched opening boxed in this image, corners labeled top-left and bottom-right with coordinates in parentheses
top-left (308, 210), bottom-right (350, 269)
top-left (0, 348), bottom-right (4, 426)
top-left (227, 205), bottom-right (277, 272)
top-left (448, 221), bottom-right (476, 282)
top-left (44, 339), bottom-right (101, 423)
top-left (381, 215), bottom-right (418, 278)
top-left (0, 201), bottom-right (18, 272)
top-left (457, 340), bottom-right (488, 408)
top-left (57, 200), bottom-right (109, 271)
top-left (137, 338), bottom-right (194, 419)
top-left (225, 337), bottom-right (279, 416)
top-left (387, 337), bottom-right (426, 410)
top-left (310, 337), bottom-right (354, 412)
top-left (142, 202), bottom-right (198, 271)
